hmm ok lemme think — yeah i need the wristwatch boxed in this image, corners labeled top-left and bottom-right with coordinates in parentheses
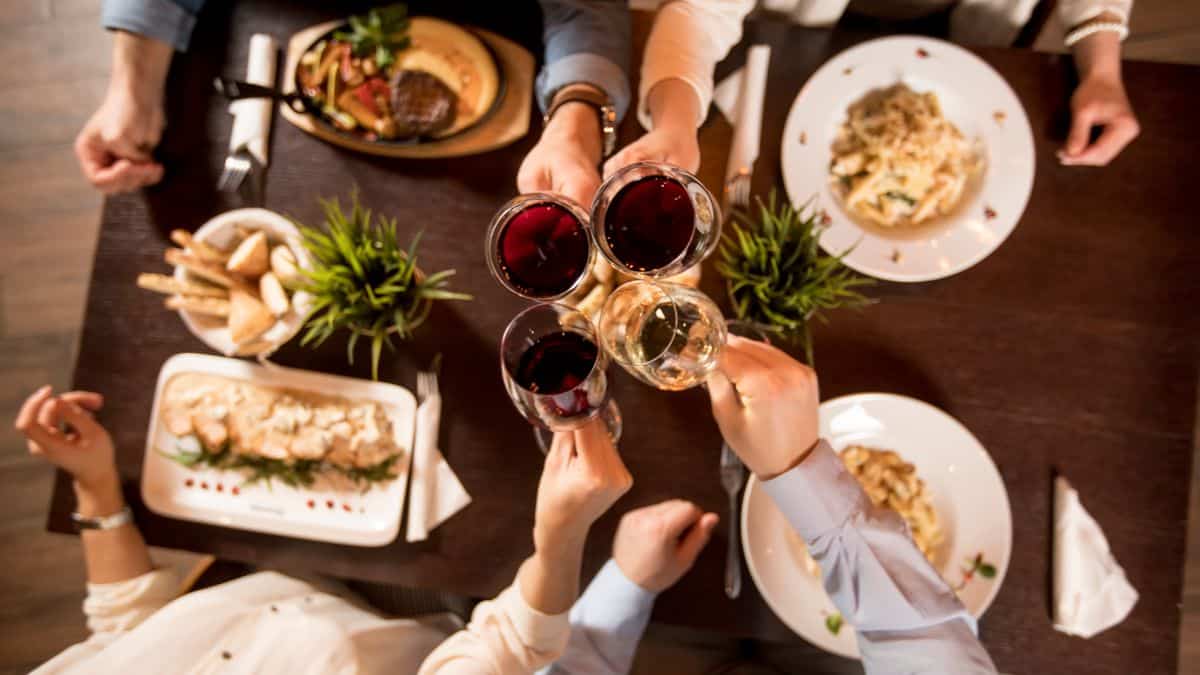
top-left (545, 83), bottom-right (618, 159)
top-left (72, 505), bottom-right (134, 531)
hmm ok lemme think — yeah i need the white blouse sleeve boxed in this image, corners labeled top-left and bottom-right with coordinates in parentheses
top-left (1058, 0), bottom-right (1133, 30)
top-left (418, 584), bottom-right (571, 674)
top-left (637, 0), bottom-right (756, 130)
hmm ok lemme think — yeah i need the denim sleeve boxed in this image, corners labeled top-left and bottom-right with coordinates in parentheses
top-left (101, 0), bottom-right (204, 51)
top-left (537, 0), bottom-right (632, 122)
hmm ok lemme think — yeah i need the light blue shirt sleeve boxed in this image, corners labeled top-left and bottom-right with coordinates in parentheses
top-left (101, 0), bottom-right (204, 51)
top-left (537, 0), bottom-right (632, 122)
top-left (539, 559), bottom-right (656, 675)
top-left (761, 440), bottom-right (999, 675)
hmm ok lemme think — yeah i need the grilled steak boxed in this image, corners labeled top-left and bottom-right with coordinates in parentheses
top-left (390, 70), bottom-right (458, 139)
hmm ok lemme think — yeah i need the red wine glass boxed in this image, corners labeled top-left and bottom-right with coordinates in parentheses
top-left (486, 193), bottom-right (595, 301)
top-left (500, 302), bottom-right (622, 450)
top-left (590, 161), bottom-right (721, 279)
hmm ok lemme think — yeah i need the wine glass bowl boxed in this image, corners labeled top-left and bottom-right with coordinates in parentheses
top-left (486, 193), bottom-right (595, 301)
top-left (500, 302), bottom-right (616, 434)
top-left (590, 161), bottom-right (721, 279)
top-left (598, 279), bottom-right (728, 391)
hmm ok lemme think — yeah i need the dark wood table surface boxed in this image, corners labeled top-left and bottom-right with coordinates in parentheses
top-left (47, 1), bottom-right (1200, 672)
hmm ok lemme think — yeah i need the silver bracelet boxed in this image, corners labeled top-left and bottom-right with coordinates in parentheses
top-left (72, 505), bottom-right (134, 531)
top-left (1064, 21), bottom-right (1129, 48)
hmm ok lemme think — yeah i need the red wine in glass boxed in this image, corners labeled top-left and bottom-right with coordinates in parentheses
top-left (496, 203), bottom-right (591, 298)
top-left (603, 175), bottom-right (695, 273)
top-left (515, 330), bottom-right (598, 418)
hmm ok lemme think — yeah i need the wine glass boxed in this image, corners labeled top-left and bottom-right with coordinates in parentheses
top-left (597, 279), bottom-right (728, 391)
top-left (590, 161), bottom-right (721, 279)
top-left (500, 302), bottom-right (622, 450)
top-left (486, 193), bottom-right (595, 301)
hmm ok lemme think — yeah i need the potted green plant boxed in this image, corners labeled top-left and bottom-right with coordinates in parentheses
top-left (716, 192), bottom-right (874, 364)
top-left (296, 193), bottom-right (471, 379)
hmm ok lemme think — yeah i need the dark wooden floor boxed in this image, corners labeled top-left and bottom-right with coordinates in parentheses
top-left (1, 1), bottom-right (1196, 673)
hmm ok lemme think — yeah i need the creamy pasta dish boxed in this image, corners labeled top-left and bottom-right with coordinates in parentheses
top-left (830, 84), bottom-right (981, 227)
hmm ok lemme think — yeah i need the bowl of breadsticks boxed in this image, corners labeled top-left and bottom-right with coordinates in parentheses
top-left (137, 208), bottom-right (313, 357)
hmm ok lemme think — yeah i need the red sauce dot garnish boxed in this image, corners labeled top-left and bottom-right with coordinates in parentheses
top-left (231, 486), bottom-right (240, 495)
top-left (200, 481), bottom-right (209, 490)
top-left (342, 503), bottom-right (352, 512)
top-left (917, 47), bottom-right (930, 58)
top-left (216, 483), bottom-right (224, 492)
top-left (185, 478), bottom-right (194, 487)
top-left (326, 499), bottom-right (335, 509)
top-left (307, 499), bottom-right (315, 509)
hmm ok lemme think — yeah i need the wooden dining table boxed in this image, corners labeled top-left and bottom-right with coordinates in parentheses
top-left (46, 1), bottom-right (1200, 672)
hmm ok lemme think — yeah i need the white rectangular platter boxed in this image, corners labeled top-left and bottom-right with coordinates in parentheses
top-left (141, 353), bottom-right (415, 547)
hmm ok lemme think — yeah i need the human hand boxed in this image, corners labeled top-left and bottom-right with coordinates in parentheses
top-left (604, 78), bottom-right (700, 176)
top-left (14, 386), bottom-right (116, 491)
top-left (518, 102), bottom-right (604, 208)
top-left (706, 336), bottom-right (820, 479)
top-left (534, 419), bottom-right (633, 555)
top-left (1059, 74), bottom-right (1139, 167)
top-left (613, 499), bottom-right (718, 592)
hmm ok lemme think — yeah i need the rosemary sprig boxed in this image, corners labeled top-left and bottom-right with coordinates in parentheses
top-left (716, 191), bottom-right (875, 364)
top-left (160, 438), bottom-right (401, 490)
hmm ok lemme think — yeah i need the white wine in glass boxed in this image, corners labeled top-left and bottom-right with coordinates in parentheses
top-left (599, 280), bottom-right (727, 391)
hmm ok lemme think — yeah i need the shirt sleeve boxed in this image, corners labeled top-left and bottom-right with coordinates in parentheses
top-left (1058, 0), bottom-right (1133, 30)
top-left (101, 0), bottom-right (204, 51)
top-left (637, 0), bottom-right (756, 130)
top-left (537, 0), bottom-right (632, 122)
top-left (418, 584), bottom-right (571, 675)
top-left (760, 441), bottom-right (998, 675)
top-left (540, 559), bottom-right (657, 675)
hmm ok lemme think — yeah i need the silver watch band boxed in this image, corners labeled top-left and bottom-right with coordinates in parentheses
top-left (72, 505), bottom-right (134, 531)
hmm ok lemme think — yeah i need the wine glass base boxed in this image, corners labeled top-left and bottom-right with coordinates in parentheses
top-left (533, 400), bottom-right (623, 454)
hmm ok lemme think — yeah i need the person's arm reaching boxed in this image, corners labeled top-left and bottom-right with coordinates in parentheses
top-left (707, 339), bottom-right (998, 674)
top-left (16, 387), bottom-right (179, 672)
top-left (544, 500), bottom-right (718, 674)
top-left (420, 421), bottom-right (633, 674)
top-left (1057, 1), bottom-right (1138, 166)
top-left (606, 0), bottom-right (754, 175)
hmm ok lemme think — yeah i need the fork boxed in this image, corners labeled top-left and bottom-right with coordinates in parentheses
top-left (417, 355), bottom-right (442, 404)
top-left (217, 150), bottom-right (253, 193)
top-left (723, 167), bottom-right (752, 220)
top-left (720, 441), bottom-right (747, 599)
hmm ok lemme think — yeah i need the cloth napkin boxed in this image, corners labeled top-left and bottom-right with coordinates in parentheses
top-left (228, 33), bottom-right (277, 166)
top-left (1052, 476), bottom-right (1138, 638)
top-left (406, 386), bottom-right (472, 542)
top-left (721, 45), bottom-right (771, 189)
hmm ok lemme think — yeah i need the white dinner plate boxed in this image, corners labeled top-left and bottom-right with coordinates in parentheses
top-left (141, 353), bottom-right (415, 547)
top-left (174, 208), bottom-right (313, 357)
top-left (780, 36), bottom-right (1034, 282)
top-left (741, 393), bottom-right (1012, 658)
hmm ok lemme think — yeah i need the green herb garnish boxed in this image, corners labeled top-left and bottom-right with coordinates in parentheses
top-left (716, 191), bottom-right (874, 364)
top-left (161, 437), bottom-right (401, 490)
top-left (884, 191), bottom-right (916, 206)
top-left (333, 4), bottom-right (411, 69)
top-left (825, 613), bottom-right (844, 635)
top-left (297, 192), bottom-right (471, 380)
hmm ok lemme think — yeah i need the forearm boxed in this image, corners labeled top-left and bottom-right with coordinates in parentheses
top-left (1071, 27), bottom-right (1122, 83)
top-left (75, 474), bottom-right (153, 584)
top-left (645, 78), bottom-right (701, 136)
top-left (109, 32), bottom-right (173, 104)
top-left (520, 535), bottom-right (587, 615)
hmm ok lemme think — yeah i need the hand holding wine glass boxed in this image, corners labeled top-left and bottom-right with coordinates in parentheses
top-left (706, 336), bottom-right (821, 480)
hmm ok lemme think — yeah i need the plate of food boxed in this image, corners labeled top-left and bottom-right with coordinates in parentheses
top-left (137, 208), bottom-right (312, 357)
top-left (741, 393), bottom-right (1012, 658)
top-left (780, 36), bottom-right (1034, 282)
top-left (141, 353), bottom-right (416, 546)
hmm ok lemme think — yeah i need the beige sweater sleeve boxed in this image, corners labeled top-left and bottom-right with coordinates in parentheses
top-left (418, 584), bottom-right (570, 674)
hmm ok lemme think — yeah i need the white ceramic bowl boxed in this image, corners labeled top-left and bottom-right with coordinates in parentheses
top-left (173, 208), bottom-right (312, 357)
top-left (741, 392), bottom-right (1012, 658)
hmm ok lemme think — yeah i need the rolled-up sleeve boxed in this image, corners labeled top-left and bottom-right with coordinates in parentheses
top-left (1058, 0), bottom-right (1133, 30)
top-left (419, 584), bottom-right (571, 674)
top-left (762, 441), bottom-right (998, 674)
top-left (537, 0), bottom-right (632, 122)
top-left (637, 0), bottom-right (755, 129)
top-left (101, 0), bottom-right (205, 51)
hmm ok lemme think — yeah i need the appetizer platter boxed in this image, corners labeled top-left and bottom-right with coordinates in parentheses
top-left (780, 36), bottom-right (1034, 282)
top-left (741, 393), bottom-right (1012, 658)
top-left (276, 7), bottom-right (534, 158)
top-left (137, 208), bottom-right (312, 357)
top-left (141, 353), bottom-right (416, 546)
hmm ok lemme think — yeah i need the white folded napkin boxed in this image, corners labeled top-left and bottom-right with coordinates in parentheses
top-left (228, 33), bottom-right (277, 166)
top-left (406, 387), bottom-right (471, 542)
top-left (1052, 476), bottom-right (1138, 638)
top-left (722, 45), bottom-right (771, 188)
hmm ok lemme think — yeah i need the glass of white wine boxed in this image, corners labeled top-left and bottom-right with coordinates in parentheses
top-left (598, 279), bottom-right (728, 391)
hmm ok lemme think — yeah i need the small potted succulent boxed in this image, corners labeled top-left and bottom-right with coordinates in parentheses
top-left (296, 193), bottom-right (471, 379)
top-left (716, 192), bottom-right (874, 364)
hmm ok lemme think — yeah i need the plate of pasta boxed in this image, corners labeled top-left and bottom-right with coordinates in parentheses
top-left (741, 393), bottom-right (1012, 659)
top-left (781, 36), bottom-right (1034, 282)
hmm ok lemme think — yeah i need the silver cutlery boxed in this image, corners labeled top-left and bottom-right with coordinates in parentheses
top-left (723, 166), bottom-right (752, 219)
top-left (417, 360), bottom-right (440, 406)
top-left (216, 149), bottom-right (253, 194)
top-left (720, 441), bottom-right (747, 599)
